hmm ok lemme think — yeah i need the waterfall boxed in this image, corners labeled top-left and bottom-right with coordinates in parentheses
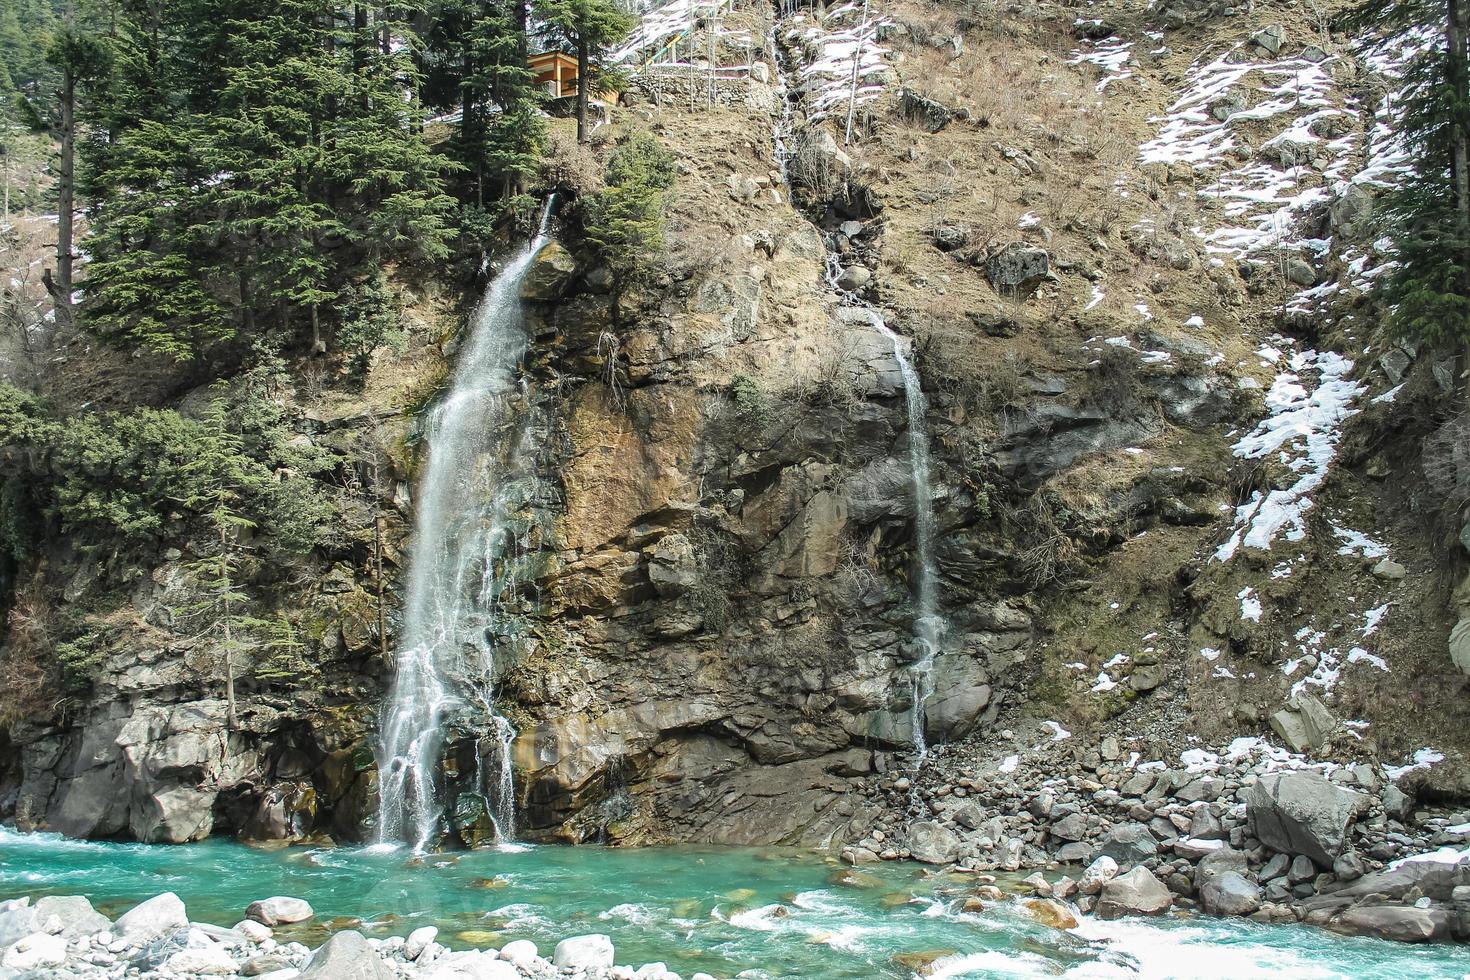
top-left (870, 320), bottom-right (942, 756)
top-left (376, 198), bottom-right (556, 851)
top-left (771, 4), bottom-right (947, 756)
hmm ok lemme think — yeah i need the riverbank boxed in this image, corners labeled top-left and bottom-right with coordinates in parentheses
top-left (858, 728), bottom-right (1470, 946)
top-left (4, 831), bottom-right (1470, 978)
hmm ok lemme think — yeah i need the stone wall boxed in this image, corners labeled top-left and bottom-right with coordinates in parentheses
top-left (632, 66), bottom-right (778, 114)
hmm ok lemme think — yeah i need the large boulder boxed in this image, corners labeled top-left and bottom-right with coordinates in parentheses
top-left (647, 534), bottom-right (698, 598)
top-left (921, 654), bottom-right (992, 743)
top-left (245, 897), bottom-right (314, 926)
top-left (1247, 771), bottom-right (1362, 867)
top-left (32, 896), bottom-right (109, 938)
top-left (1098, 822), bottom-right (1159, 866)
top-left (298, 930), bottom-right (393, 980)
top-left (896, 88), bottom-right (952, 132)
top-left (0, 906), bottom-right (38, 949)
top-left (1333, 905), bottom-right (1453, 943)
top-left (164, 943), bottom-right (240, 975)
top-left (1200, 871), bottom-right (1262, 917)
top-left (789, 129), bottom-right (851, 197)
top-left (1097, 866), bottom-right (1173, 918)
top-left (518, 241), bottom-right (579, 301)
top-left (908, 821), bottom-right (961, 865)
top-left (1079, 855), bottom-right (1120, 895)
top-left (985, 243), bottom-right (1050, 297)
top-left (1268, 694), bottom-right (1336, 753)
top-left (552, 934), bottom-right (615, 971)
top-left (427, 950), bottom-right (522, 979)
top-left (2, 933), bottom-right (67, 971)
top-left (115, 893), bottom-right (189, 941)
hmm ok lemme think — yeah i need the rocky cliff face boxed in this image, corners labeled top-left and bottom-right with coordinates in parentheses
top-left (4, 0), bottom-right (1470, 850)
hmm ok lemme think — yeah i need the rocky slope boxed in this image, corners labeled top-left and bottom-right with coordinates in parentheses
top-left (1, 0), bottom-right (1468, 917)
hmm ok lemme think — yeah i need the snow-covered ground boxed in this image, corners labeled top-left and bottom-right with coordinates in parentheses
top-left (1215, 343), bottom-right (1365, 561)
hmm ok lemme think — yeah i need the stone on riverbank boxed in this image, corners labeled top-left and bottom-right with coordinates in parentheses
top-left (1334, 906), bottom-right (1453, 943)
top-left (553, 934), bottom-right (615, 970)
top-left (1097, 867), bottom-right (1173, 918)
top-left (1247, 772), bottom-right (1361, 867)
top-left (247, 896), bottom-right (315, 926)
top-left (909, 821), bottom-right (961, 864)
top-left (33, 895), bottom-right (110, 938)
top-left (298, 930), bottom-right (393, 980)
top-left (115, 892), bottom-right (189, 940)
top-left (2, 933), bottom-right (67, 971)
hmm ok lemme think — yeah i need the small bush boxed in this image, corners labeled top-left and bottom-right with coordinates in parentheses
top-left (729, 373), bottom-right (776, 428)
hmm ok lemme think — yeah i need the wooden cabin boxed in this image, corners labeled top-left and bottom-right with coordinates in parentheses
top-left (529, 50), bottom-right (580, 99)
top-left (529, 50), bottom-right (619, 102)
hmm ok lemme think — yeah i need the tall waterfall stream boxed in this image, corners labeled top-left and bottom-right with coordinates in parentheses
top-left (376, 200), bottom-right (556, 850)
top-left (766, 13), bottom-right (946, 755)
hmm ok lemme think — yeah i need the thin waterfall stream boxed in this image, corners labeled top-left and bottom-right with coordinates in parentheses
top-left (376, 199), bottom-right (556, 850)
top-left (766, 15), bottom-right (945, 756)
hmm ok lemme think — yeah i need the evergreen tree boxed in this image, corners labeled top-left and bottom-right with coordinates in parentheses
top-left (419, 0), bottom-right (545, 206)
top-left (583, 131), bottom-right (675, 287)
top-left (37, 27), bottom-right (110, 326)
top-left (81, 0), bottom-right (455, 360)
top-left (1350, 0), bottom-right (1470, 385)
top-left (535, 0), bottom-right (632, 143)
top-left (177, 397), bottom-right (270, 731)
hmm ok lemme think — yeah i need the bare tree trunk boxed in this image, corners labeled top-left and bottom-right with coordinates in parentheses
top-left (55, 64), bottom-right (76, 328)
top-left (220, 526), bottom-right (238, 731)
top-left (576, 40), bottom-right (590, 143)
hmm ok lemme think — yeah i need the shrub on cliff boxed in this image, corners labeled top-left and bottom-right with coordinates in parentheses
top-left (582, 132), bottom-right (676, 289)
top-left (0, 360), bottom-right (332, 568)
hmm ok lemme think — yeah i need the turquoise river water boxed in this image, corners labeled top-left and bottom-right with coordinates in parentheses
top-left (2, 828), bottom-right (1469, 978)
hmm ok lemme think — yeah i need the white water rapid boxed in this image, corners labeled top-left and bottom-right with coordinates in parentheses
top-left (376, 199), bottom-right (556, 851)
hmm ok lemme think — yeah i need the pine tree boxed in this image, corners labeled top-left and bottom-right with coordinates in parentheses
top-left (177, 397), bottom-right (270, 731)
top-left (81, 0), bottom-right (455, 360)
top-left (583, 131), bottom-right (675, 287)
top-left (1350, 0), bottom-right (1470, 387)
top-left (38, 28), bottom-right (110, 327)
top-left (419, 0), bottom-right (545, 205)
top-left (534, 0), bottom-right (632, 143)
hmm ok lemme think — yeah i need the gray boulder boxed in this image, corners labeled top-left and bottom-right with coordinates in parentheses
top-left (1050, 812), bottom-right (1087, 842)
top-left (1329, 184), bottom-right (1374, 237)
top-left (0, 906), bottom-right (38, 949)
top-left (909, 820), bottom-right (961, 865)
top-left (518, 240), bottom-right (578, 301)
top-left (1098, 822), bottom-right (1159, 866)
top-left (1253, 24), bottom-right (1286, 54)
top-left (897, 88), bottom-right (952, 132)
top-left (836, 264), bottom-right (872, 291)
top-left (1097, 866), bottom-right (1173, 918)
top-left (553, 934), bottom-right (615, 970)
top-left (647, 534), bottom-right (698, 598)
top-left (32, 896), bottom-right (109, 938)
top-left (115, 893), bottom-right (188, 942)
top-left (1247, 771), bottom-right (1362, 867)
top-left (246, 897), bottom-right (314, 926)
top-left (1195, 846), bottom-right (1250, 890)
top-left (298, 930), bottom-right (393, 980)
top-left (985, 243), bottom-right (1050, 297)
top-left (1334, 905), bottom-right (1452, 943)
top-left (921, 655), bottom-right (991, 743)
top-left (1200, 871), bottom-right (1262, 916)
top-left (1268, 693), bottom-right (1336, 753)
